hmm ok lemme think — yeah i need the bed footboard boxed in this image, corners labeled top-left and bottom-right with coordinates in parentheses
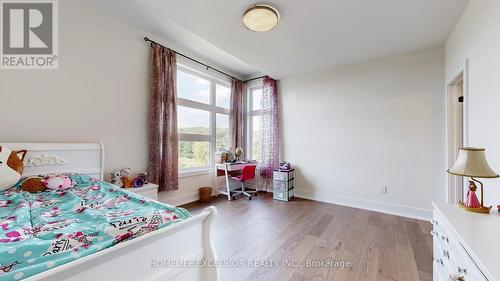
top-left (26, 206), bottom-right (219, 281)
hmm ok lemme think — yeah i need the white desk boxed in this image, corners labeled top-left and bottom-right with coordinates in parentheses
top-left (215, 162), bottom-right (257, 200)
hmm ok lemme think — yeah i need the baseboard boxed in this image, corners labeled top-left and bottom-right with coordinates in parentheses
top-left (161, 189), bottom-right (432, 221)
top-left (294, 189), bottom-right (432, 221)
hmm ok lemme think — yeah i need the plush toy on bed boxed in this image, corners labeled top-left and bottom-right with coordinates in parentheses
top-left (21, 177), bottom-right (47, 192)
top-left (0, 145), bottom-right (27, 191)
top-left (41, 175), bottom-right (75, 190)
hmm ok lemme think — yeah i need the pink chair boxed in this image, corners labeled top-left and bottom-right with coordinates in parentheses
top-left (231, 165), bottom-right (257, 200)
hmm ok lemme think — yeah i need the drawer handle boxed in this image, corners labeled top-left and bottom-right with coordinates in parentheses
top-left (434, 258), bottom-right (444, 266)
top-left (441, 236), bottom-right (449, 243)
top-left (442, 250), bottom-right (450, 259)
top-left (430, 230), bottom-right (438, 236)
top-left (449, 274), bottom-right (465, 281)
top-left (457, 267), bottom-right (467, 274)
top-left (431, 219), bottom-right (439, 225)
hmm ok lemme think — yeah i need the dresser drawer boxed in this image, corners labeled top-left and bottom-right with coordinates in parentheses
top-left (432, 213), bottom-right (452, 252)
top-left (448, 241), bottom-right (488, 281)
top-left (434, 235), bottom-right (452, 281)
top-left (432, 209), bottom-right (488, 281)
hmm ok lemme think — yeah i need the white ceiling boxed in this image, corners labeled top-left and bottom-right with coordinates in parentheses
top-left (100, 0), bottom-right (469, 79)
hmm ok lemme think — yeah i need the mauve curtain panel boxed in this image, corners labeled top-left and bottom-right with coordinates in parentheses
top-left (260, 76), bottom-right (280, 178)
top-left (148, 43), bottom-right (179, 191)
top-left (230, 78), bottom-right (245, 151)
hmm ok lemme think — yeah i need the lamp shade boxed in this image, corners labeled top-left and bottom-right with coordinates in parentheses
top-left (448, 147), bottom-right (499, 178)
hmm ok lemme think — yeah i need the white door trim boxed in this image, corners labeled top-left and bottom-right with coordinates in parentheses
top-left (446, 59), bottom-right (469, 204)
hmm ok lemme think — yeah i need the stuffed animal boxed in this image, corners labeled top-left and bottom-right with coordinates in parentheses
top-left (131, 177), bottom-right (144, 188)
top-left (21, 177), bottom-right (46, 193)
top-left (132, 172), bottom-right (148, 188)
top-left (41, 175), bottom-right (75, 190)
top-left (120, 168), bottom-right (132, 188)
top-left (0, 146), bottom-right (27, 191)
top-left (120, 168), bottom-right (132, 178)
top-left (110, 171), bottom-right (123, 188)
top-left (122, 177), bottom-right (132, 188)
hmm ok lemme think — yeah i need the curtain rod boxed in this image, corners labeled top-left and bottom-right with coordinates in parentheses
top-left (144, 37), bottom-right (268, 84)
top-left (145, 37), bottom-right (250, 82)
top-left (244, 76), bottom-right (266, 83)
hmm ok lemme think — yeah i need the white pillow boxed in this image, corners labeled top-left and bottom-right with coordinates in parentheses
top-left (0, 146), bottom-right (23, 191)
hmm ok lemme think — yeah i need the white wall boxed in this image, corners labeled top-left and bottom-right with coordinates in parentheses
top-left (0, 0), bottom-right (216, 205)
top-left (446, 0), bottom-right (500, 207)
top-left (280, 46), bottom-right (446, 219)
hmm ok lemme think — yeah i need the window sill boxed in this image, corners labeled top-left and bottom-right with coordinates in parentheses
top-left (179, 168), bottom-right (212, 178)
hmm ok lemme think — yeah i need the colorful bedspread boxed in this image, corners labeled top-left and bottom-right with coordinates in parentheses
top-left (0, 175), bottom-right (191, 281)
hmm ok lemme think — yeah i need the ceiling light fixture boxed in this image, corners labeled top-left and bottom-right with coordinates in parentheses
top-left (243, 4), bottom-right (279, 32)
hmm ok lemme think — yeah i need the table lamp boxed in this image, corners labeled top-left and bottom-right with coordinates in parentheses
top-left (447, 147), bottom-right (499, 214)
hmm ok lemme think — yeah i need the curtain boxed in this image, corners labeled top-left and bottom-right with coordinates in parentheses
top-left (230, 79), bottom-right (245, 151)
top-left (148, 44), bottom-right (178, 191)
top-left (260, 76), bottom-right (280, 178)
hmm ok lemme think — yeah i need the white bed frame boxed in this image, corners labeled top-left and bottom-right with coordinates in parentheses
top-left (0, 142), bottom-right (219, 281)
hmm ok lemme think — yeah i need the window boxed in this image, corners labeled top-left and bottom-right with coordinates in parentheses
top-left (177, 71), bottom-right (210, 104)
top-left (216, 84), bottom-right (231, 109)
top-left (247, 84), bottom-right (264, 163)
top-left (179, 141), bottom-right (210, 169)
top-left (216, 113), bottom-right (230, 151)
top-left (252, 88), bottom-right (262, 111)
top-left (177, 66), bottom-right (231, 172)
top-left (252, 115), bottom-right (261, 161)
top-left (178, 106), bottom-right (210, 135)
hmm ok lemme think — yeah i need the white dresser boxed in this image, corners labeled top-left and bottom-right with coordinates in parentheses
top-left (433, 202), bottom-right (500, 281)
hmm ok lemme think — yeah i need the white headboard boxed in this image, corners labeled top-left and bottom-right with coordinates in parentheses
top-left (0, 142), bottom-right (105, 180)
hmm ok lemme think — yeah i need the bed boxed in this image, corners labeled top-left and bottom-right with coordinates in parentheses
top-left (0, 143), bottom-right (219, 281)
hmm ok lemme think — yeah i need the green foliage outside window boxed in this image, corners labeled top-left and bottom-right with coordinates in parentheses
top-left (178, 127), bottom-right (229, 169)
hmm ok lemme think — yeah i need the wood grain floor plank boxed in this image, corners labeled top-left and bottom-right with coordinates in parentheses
top-left (288, 272), bottom-right (308, 281)
top-left (405, 220), bottom-right (433, 274)
top-left (308, 214), bottom-right (335, 237)
top-left (182, 193), bottom-right (432, 281)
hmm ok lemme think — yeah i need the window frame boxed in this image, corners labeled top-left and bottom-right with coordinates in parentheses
top-left (246, 81), bottom-right (264, 162)
top-left (177, 64), bottom-right (231, 176)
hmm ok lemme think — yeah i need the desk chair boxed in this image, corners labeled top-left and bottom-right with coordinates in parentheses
top-left (231, 165), bottom-right (257, 200)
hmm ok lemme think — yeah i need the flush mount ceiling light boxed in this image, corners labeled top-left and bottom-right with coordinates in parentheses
top-left (243, 4), bottom-right (279, 32)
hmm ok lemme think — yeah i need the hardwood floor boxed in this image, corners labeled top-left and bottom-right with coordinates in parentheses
top-left (182, 193), bottom-right (433, 281)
